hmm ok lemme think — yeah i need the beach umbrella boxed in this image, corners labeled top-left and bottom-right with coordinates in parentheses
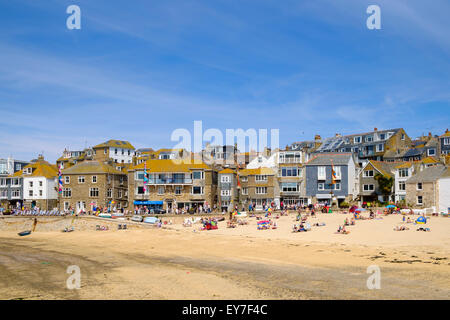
top-left (386, 205), bottom-right (396, 209)
top-left (355, 208), bottom-right (366, 212)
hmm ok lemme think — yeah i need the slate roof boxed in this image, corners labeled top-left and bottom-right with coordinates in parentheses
top-left (406, 165), bottom-right (447, 183)
top-left (305, 153), bottom-right (353, 166)
top-left (62, 160), bottom-right (124, 175)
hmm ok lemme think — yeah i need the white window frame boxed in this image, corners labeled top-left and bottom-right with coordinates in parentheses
top-left (78, 176), bottom-right (85, 184)
top-left (363, 170), bottom-right (374, 177)
top-left (256, 187), bottom-right (267, 194)
top-left (318, 166), bottom-right (326, 180)
top-left (417, 196), bottom-right (423, 205)
top-left (92, 175), bottom-right (97, 183)
top-left (417, 182), bottom-right (423, 190)
top-left (89, 188), bottom-right (99, 197)
top-left (363, 184), bottom-right (375, 191)
top-left (221, 190), bottom-right (231, 196)
top-left (221, 175), bottom-right (231, 183)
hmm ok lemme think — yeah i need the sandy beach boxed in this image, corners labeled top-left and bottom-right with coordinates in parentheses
top-left (0, 212), bottom-right (449, 300)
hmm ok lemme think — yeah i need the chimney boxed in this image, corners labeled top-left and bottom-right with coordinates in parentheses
top-left (374, 127), bottom-right (378, 131)
top-left (428, 132), bottom-right (432, 137)
top-left (314, 134), bottom-right (321, 141)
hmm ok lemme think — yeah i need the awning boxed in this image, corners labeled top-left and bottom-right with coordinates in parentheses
top-left (316, 194), bottom-right (332, 199)
top-left (134, 201), bottom-right (163, 205)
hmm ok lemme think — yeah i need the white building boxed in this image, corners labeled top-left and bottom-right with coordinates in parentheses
top-left (93, 140), bottom-right (136, 164)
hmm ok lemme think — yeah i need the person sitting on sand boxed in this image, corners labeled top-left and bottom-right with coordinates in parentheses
top-left (407, 217), bottom-right (411, 223)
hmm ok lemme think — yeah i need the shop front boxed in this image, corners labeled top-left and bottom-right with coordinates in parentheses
top-left (134, 200), bottom-right (163, 213)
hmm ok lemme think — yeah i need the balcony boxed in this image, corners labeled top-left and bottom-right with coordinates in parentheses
top-left (145, 178), bottom-right (193, 185)
top-left (279, 158), bottom-right (302, 164)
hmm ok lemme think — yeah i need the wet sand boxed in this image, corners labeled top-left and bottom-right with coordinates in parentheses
top-left (0, 213), bottom-right (449, 299)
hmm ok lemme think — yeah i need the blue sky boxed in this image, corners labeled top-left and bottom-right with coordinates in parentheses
top-left (0, 0), bottom-right (449, 162)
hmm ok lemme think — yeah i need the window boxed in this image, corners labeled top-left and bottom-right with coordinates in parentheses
top-left (282, 183), bottom-right (298, 192)
top-left (107, 189), bottom-right (112, 198)
top-left (192, 171), bottom-right (203, 180)
top-left (158, 186), bottom-right (164, 195)
top-left (417, 196), bottom-right (423, 205)
top-left (175, 186), bottom-right (182, 195)
top-left (417, 182), bottom-right (423, 190)
top-left (65, 176), bottom-right (70, 184)
top-left (89, 188), bottom-right (99, 197)
top-left (92, 176), bottom-right (97, 183)
top-left (29, 190), bottom-right (33, 197)
top-left (281, 167), bottom-right (298, 177)
top-left (333, 166), bottom-right (341, 179)
top-left (78, 176), bottom-right (85, 183)
top-left (221, 175), bottom-right (231, 183)
top-left (118, 190), bottom-right (122, 198)
top-left (318, 183), bottom-right (325, 191)
top-left (0, 178), bottom-right (5, 186)
top-left (221, 190), bottom-right (231, 196)
top-left (399, 168), bottom-right (409, 178)
top-left (256, 187), bottom-right (267, 194)
top-left (354, 136), bottom-right (361, 143)
top-left (192, 186), bottom-right (203, 194)
top-left (242, 188), bottom-right (248, 195)
top-left (380, 133), bottom-right (386, 140)
top-left (104, 148), bottom-right (107, 154)
top-left (64, 202), bottom-right (70, 211)
top-left (29, 181), bottom-right (33, 187)
top-left (115, 149), bottom-right (118, 155)
top-left (333, 183), bottom-right (341, 190)
top-left (16, 164), bottom-right (21, 171)
top-left (363, 170), bottom-right (374, 177)
top-left (12, 178), bottom-right (20, 186)
top-left (401, 134), bottom-right (405, 140)
top-left (444, 138), bottom-right (450, 146)
top-left (12, 190), bottom-right (20, 198)
top-left (376, 144), bottom-right (384, 152)
top-left (39, 181), bottom-right (43, 187)
top-left (241, 176), bottom-right (248, 182)
top-left (0, 190), bottom-right (7, 198)
top-left (121, 149), bottom-right (124, 155)
top-left (255, 175), bottom-right (268, 181)
top-left (363, 184), bottom-right (375, 191)
top-left (119, 176), bottom-right (124, 185)
top-left (318, 166), bottom-right (326, 180)
top-left (398, 182), bottom-right (406, 191)
top-left (137, 186), bottom-right (145, 195)
top-left (427, 149), bottom-right (436, 156)
top-left (365, 135), bottom-right (373, 142)
top-left (63, 188), bottom-right (72, 198)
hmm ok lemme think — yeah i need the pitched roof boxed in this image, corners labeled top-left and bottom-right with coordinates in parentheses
top-left (62, 160), bottom-right (124, 175)
top-left (130, 159), bottom-right (210, 173)
top-left (219, 168), bottom-right (235, 174)
top-left (239, 167), bottom-right (275, 176)
top-left (305, 153), bottom-right (353, 166)
top-left (406, 165), bottom-right (447, 183)
top-left (368, 161), bottom-right (397, 178)
top-left (93, 140), bottom-right (135, 150)
top-left (11, 157), bottom-right (58, 178)
top-left (440, 130), bottom-right (450, 138)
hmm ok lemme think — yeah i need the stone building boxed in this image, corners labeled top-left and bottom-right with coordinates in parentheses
top-left (405, 165), bottom-right (448, 211)
top-left (127, 159), bottom-right (217, 213)
top-left (238, 167), bottom-right (278, 210)
top-left (60, 160), bottom-right (128, 213)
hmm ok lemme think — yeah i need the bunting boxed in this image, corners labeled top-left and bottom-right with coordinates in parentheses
top-left (58, 165), bottom-right (63, 194)
top-left (143, 162), bottom-right (148, 193)
top-left (330, 159), bottom-right (336, 186)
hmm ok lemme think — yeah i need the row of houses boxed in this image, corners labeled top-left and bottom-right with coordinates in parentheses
top-left (1, 128), bottom-right (450, 213)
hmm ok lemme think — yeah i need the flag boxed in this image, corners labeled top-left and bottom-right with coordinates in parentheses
top-left (58, 165), bottom-right (63, 194)
top-left (143, 162), bottom-right (148, 193)
top-left (330, 160), bottom-right (336, 185)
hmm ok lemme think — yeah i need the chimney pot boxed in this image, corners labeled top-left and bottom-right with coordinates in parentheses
top-left (374, 127), bottom-right (378, 131)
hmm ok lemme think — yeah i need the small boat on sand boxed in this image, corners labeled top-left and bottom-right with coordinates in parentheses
top-left (18, 230), bottom-right (31, 236)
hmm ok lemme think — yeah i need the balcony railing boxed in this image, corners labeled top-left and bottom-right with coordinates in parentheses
top-left (142, 178), bottom-right (193, 184)
top-left (279, 158), bottom-right (302, 164)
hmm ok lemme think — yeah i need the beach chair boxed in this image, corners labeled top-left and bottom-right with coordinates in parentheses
top-left (123, 224), bottom-right (127, 230)
top-left (118, 224), bottom-right (122, 230)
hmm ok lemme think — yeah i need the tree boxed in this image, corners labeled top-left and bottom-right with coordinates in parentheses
top-left (374, 173), bottom-right (394, 199)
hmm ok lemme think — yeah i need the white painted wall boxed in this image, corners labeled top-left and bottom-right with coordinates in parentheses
top-left (438, 178), bottom-right (450, 213)
top-left (23, 177), bottom-right (58, 201)
top-left (247, 154), bottom-right (277, 169)
top-left (109, 147), bottom-right (134, 163)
